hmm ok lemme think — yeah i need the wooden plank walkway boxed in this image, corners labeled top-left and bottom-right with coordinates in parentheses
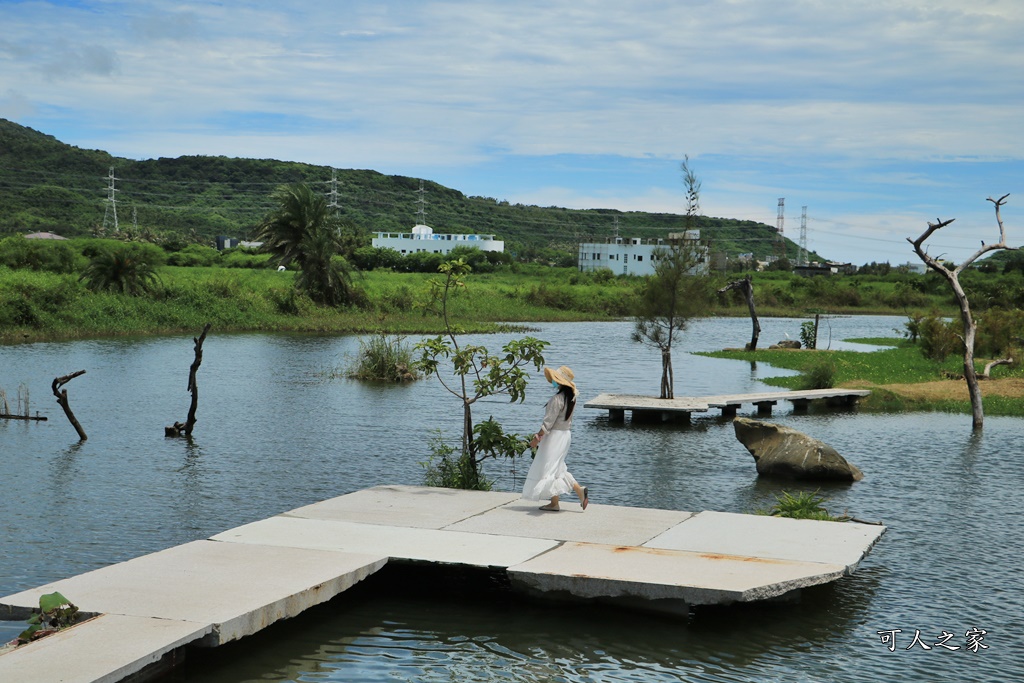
top-left (585, 389), bottom-right (871, 422)
top-left (0, 485), bottom-right (885, 683)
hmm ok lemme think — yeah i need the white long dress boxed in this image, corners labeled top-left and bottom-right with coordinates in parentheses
top-left (522, 391), bottom-right (578, 500)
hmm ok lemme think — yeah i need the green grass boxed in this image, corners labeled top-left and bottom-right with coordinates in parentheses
top-left (699, 340), bottom-right (969, 386)
top-left (0, 265), bottom-right (632, 343)
top-left (699, 338), bottom-right (1024, 416)
top-left (754, 490), bottom-right (841, 521)
top-left (0, 260), bottom-right (964, 344)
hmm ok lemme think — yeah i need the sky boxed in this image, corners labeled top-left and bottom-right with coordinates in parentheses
top-left (2, 0), bottom-right (1023, 265)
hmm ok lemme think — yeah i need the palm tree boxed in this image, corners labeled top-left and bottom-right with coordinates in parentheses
top-left (80, 244), bottom-right (162, 295)
top-left (293, 228), bottom-right (355, 307)
top-left (256, 183), bottom-right (356, 306)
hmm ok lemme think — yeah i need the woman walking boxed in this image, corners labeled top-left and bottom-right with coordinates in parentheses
top-left (522, 365), bottom-right (589, 511)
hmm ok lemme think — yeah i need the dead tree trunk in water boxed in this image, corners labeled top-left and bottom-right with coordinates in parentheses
top-left (185, 323), bottom-right (211, 437)
top-left (718, 275), bottom-right (760, 350)
top-left (52, 370), bottom-right (87, 440)
top-left (166, 323), bottom-right (211, 438)
top-left (907, 194), bottom-right (1015, 431)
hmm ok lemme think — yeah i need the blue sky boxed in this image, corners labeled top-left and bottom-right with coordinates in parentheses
top-left (2, 0), bottom-right (1022, 265)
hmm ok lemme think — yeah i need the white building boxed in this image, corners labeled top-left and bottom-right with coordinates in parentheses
top-left (578, 232), bottom-right (708, 277)
top-left (371, 224), bottom-right (504, 255)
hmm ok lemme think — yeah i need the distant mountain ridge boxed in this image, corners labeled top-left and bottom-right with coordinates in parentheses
top-left (0, 118), bottom-right (804, 261)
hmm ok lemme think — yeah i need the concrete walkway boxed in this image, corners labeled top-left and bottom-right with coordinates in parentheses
top-left (586, 389), bottom-right (871, 421)
top-left (0, 485), bottom-right (885, 683)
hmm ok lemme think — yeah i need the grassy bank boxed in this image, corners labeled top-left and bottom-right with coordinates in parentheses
top-left (0, 261), bottom-right (965, 344)
top-left (699, 339), bottom-right (1024, 416)
top-left (0, 266), bottom-right (638, 343)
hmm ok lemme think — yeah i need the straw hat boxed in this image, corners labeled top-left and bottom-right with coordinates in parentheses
top-left (544, 365), bottom-right (577, 395)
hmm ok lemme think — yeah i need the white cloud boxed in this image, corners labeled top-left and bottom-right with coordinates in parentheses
top-left (2, 0), bottom-right (1023, 262)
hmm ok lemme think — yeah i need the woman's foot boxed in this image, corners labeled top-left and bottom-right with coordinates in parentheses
top-left (539, 503), bottom-right (560, 511)
top-left (580, 487), bottom-right (589, 511)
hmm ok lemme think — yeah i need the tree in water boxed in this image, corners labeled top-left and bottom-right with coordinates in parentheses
top-left (632, 156), bottom-right (709, 399)
top-left (416, 259), bottom-right (548, 489)
top-left (907, 194), bottom-right (1015, 430)
top-left (256, 183), bottom-right (357, 306)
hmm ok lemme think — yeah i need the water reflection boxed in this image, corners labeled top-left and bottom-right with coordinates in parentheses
top-left (177, 563), bottom-right (882, 683)
top-left (2, 317), bottom-right (1021, 682)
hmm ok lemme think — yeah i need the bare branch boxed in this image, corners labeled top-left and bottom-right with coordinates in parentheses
top-left (52, 370), bottom-right (88, 440)
top-left (980, 358), bottom-right (1013, 380)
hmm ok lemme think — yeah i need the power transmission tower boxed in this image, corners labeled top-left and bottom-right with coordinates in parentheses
top-left (102, 166), bottom-right (119, 234)
top-left (775, 197), bottom-right (785, 261)
top-left (415, 180), bottom-right (428, 225)
top-left (328, 169), bottom-right (340, 213)
top-left (799, 206), bottom-right (808, 266)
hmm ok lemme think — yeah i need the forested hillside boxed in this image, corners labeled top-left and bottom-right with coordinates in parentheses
top-left (0, 118), bottom-right (806, 262)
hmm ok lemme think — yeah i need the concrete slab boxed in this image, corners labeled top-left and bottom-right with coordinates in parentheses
top-left (285, 485), bottom-right (521, 529)
top-left (0, 614), bottom-right (207, 683)
top-left (0, 540), bottom-right (386, 646)
top-left (446, 500), bottom-right (693, 547)
top-left (644, 511), bottom-right (886, 571)
top-left (584, 393), bottom-right (710, 413)
top-left (508, 542), bottom-right (847, 605)
top-left (212, 515), bottom-right (558, 568)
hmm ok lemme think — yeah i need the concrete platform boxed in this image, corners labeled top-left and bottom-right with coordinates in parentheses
top-left (212, 515), bottom-right (559, 568)
top-left (644, 510), bottom-right (883, 570)
top-left (1, 540), bottom-right (386, 646)
top-left (0, 614), bottom-right (205, 683)
top-left (1, 485), bottom-right (885, 683)
top-left (586, 389), bottom-right (871, 421)
top-left (508, 542), bottom-right (847, 606)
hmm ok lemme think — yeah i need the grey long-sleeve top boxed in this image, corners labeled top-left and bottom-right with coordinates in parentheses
top-left (540, 392), bottom-right (573, 433)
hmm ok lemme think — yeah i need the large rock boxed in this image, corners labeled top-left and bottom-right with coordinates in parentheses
top-left (733, 417), bottom-right (863, 482)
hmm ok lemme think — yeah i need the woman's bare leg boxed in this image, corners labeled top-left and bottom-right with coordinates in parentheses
top-left (571, 483), bottom-right (589, 510)
top-left (540, 495), bottom-right (560, 511)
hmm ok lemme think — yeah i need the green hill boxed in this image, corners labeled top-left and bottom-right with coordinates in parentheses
top-left (0, 118), bottom-right (807, 262)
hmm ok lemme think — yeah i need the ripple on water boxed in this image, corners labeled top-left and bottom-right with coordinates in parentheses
top-left (3, 318), bottom-right (1023, 682)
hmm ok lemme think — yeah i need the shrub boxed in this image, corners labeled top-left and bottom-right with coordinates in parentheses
top-left (0, 235), bottom-right (82, 273)
top-left (799, 320), bottom-right (818, 350)
top-left (975, 309), bottom-right (1024, 358)
top-left (800, 358), bottom-right (836, 389)
top-left (347, 332), bottom-right (418, 382)
top-left (166, 244), bottom-right (221, 267)
top-left (759, 490), bottom-right (839, 521)
top-left (525, 284), bottom-right (576, 310)
top-left (220, 249), bottom-right (272, 269)
top-left (919, 314), bottom-right (961, 362)
top-left (421, 431), bottom-right (493, 491)
top-left (378, 285), bottom-right (415, 312)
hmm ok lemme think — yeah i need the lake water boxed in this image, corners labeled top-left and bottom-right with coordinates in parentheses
top-left (1, 316), bottom-right (1021, 682)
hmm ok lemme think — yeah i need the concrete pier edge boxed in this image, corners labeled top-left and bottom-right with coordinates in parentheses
top-left (1, 485), bottom-right (885, 683)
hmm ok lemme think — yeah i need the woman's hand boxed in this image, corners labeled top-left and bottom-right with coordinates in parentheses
top-left (529, 432), bottom-right (541, 448)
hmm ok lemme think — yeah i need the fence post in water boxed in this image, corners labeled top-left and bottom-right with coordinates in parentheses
top-left (52, 370), bottom-right (88, 440)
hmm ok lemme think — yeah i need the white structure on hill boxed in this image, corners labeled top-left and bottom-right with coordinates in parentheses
top-left (578, 232), bottom-right (708, 277)
top-left (372, 224), bottom-right (504, 255)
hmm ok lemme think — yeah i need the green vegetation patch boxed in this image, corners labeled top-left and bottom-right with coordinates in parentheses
top-left (699, 340), bottom-right (972, 386)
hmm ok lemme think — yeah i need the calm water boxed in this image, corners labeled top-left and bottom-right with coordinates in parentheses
top-left (1, 316), bottom-right (1021, 682)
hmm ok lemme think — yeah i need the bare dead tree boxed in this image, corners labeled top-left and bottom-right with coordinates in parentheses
top-left (980, 358), bottom-right (1013, 380)
top-left (907, 194), bottom-right (1015, 430)
top-left (718, 275), bottom-right (760, 350)
top-left (52, 370), bottom-right (87, 440)
top-left (166, 323), bottom-right (211, 438)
